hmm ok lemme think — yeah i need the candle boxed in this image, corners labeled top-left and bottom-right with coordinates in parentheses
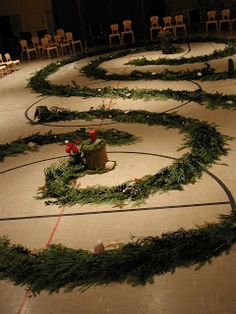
top-left (88, 129), bottom-right (96, 142)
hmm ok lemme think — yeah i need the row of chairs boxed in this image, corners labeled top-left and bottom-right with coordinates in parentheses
top-left (0, 53), bottom-right (21, 77)
top-left (20, 29), bottom-right (83, 60)
top-left (206, 9), bottom-right (236, 32)
top-left (109, 16), bottom-right (187, 47)
top-left (109, 9), bottom-right (236, 47)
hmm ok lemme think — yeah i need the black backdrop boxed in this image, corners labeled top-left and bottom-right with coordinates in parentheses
top-left (52, 0), bottom-right (166, 44)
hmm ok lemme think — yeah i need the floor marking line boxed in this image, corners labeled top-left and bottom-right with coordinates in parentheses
top-left (16, 206), bottom-right (66, 314)
top-left (0, 201), bottom-right (230, 222)
top-left (16, 290), bottom-right (31, 314)
top-left (46, 206), bottom-right (65, 247)
top-left (98, 53), bottom-right (133, 128)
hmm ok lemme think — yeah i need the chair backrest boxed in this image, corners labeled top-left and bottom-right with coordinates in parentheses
top-left (44, 34), bottom-right (52, 42)
top-left (221, 9), bottom-right (230, 20)
top-left (31, 36), bottom-right (40, 46)
top-left (4, 53), bottom-right (12, 62)
top-left (110, 24), bottom-right (119, 34)
top-left (54, 34), bottom-right (62, 45)
top-left (150, 16), bottom-right (159, 27)
top-left (207, 10), bottom-right (216, 21)
top-left (56, 28), bottom-right (65, 36)
top-left (65, 32), bottom-right (73, 41)
top-left (20, 39), bottom-right (28, 50)
top-left (41, 37), bottom-right (50, 48)
top-left (163, 16), bottom-right (172, 26)
top-left (123, 20), bottom-right (132, 32)
top-left (0, 53), bottom-right (4, 64)
top-left (175, 15), bottom-right (184, 25)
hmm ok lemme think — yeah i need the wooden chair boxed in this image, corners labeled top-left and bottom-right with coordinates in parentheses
top-left (0, 53), bottom-right (12, 73)
top-left (43, 34), bottom-right (55, 46)
top-left (0, 65), bottom-right (7, 77)
top-left (31, 36), bottom-right (43, 57)
top-left (219, 9), bottom-right (231, 32)
top-left (65, 32), bottom-right (83, 54)
top-left (163, 16), bottom-right (175, 35)
top-left (174, 15), bottom-right (187, 36)
top-left (54, 34), bottom-right (72, 56)
top-left (56, 28), bottom-right (66, 41)
top-left (150, 16), bottom-right (162, 40)
top-left (206, 10), bottom-right (218, 32)
top-left (4, 53), bottom-right (21, 71)
top-left (41, 37), bottom-right (59, 59)
top-left (20, 39), bottom-right (38, 61)
top-left (231, 17), bottom-right (236, 31)
top-left (121, 20), bottom-right (135, 44)
top-left (109, 24), bottom-right (121, 46)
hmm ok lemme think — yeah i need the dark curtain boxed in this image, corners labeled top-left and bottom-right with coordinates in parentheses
top-left (52, 0), bottom-right (83, 38)
top-left (51, 0), bottom-right (166, 42)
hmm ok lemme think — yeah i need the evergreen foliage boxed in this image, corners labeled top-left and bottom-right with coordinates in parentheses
top-left (39, 109), bottom-right (230, 206)
top-left (228, 58), bottom-right (235, 76)
top-left (1, 35), bottom-right (235, 294)
top-left (0, 211), bottom-right (236, 294)
top-left (0, 128), bottom-right (138, 161)
top-left (28, 56), bottom-right (236, 110)
top-left (128, 39), bottom-right (236, 66)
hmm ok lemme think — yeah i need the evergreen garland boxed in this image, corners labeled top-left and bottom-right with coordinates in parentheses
top-left (0, 35), bottom-right (235, 295)
top-left (127, 39), bottom-right (236, 66)
top-left (39, 109), bottom-right (230, 206)
top-left (0, 128), bottom-right (138, 162)
top-left (81, 58), bottom-right (219, 81)
top-left (28, 59), bottom-right (236, 110)
top-left (0, 211), bottom-right (236, 294)
top-left (80, 39), bottom-right (236, 82)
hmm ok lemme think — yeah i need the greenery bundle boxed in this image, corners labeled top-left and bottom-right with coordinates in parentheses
top-left (127, 39), bottom-right (236, 66)
top-left (39, 109), bottom-right (230, 206)
top-left (0, 128), bottom-right (138, 162)
top-left (0, 211), bottom-right (236, 294)
top-left (28, 57), bottom-right (236, 110)
top-left (0, 35), bottom-right (235, 295)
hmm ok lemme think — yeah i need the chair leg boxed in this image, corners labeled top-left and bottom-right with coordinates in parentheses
top-left (72, 44), bottom-right (75, 55)
top-left (132, 33), bottom-right (135, 43)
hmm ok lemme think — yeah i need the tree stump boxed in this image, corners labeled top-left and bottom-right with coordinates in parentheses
top-left (158, 30), bottom-right (173, 54)
top-left (228, 58), bottom-right (235, 76)
top-left (81, 139), bottom-right (108, 170)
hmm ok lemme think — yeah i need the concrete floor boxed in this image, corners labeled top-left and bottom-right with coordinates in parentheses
top-left (0, 41), bottom-right (236, 314)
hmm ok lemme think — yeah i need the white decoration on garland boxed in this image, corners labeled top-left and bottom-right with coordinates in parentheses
top-left (105, 161), bottom-right (115, 170)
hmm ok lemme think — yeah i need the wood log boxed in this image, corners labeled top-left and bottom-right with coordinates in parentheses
top-left (82, 139), bottom-right (108, 170)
